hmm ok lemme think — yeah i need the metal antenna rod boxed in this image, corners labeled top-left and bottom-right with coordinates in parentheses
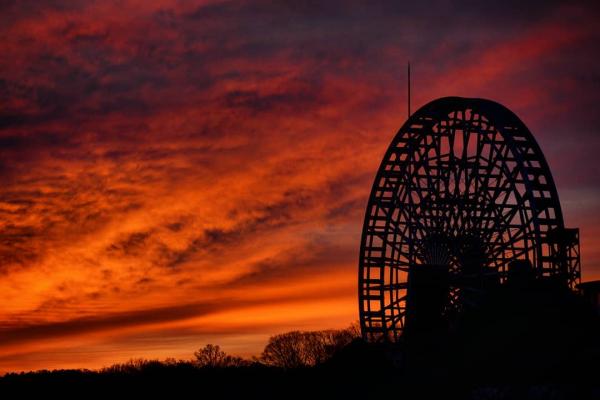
top-left (408, 61), bottom-right (411, 118)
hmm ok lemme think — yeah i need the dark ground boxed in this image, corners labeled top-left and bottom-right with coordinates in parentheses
top-left (1, 354), bottom-right (598, 400)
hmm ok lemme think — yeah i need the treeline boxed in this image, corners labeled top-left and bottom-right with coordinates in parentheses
top-left (102, 323), bottom-right (360, 373)
top-left (0, 324), bottom-right (377, 398)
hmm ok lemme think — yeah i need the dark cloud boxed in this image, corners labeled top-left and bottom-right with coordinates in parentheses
top-left (0, 132), bottom-right (74, 151)
top-left (0, 225), bottom-right (39, 269)
top-left (222, 239), bottom-right (356, 288)
top-left (154, 189), bottom-right (319, 268)
top-left (136, 277), bottom-right (154, 285)
top-left (224, 87), bottom-right (322, 113)
top-left (0, 301), bottom-right (222, 347)
top-left (107, 231), bottom-right (152, 257)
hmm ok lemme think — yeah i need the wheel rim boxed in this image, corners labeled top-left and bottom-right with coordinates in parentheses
top-left (359, 97), bottom-right (574, 342)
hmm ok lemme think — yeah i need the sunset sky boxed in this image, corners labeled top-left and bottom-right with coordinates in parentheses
top-left (1, 0), bottom-right (599, 373)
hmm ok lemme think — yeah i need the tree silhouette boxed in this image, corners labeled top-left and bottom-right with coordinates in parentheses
top-left (194, 344), bottom-right (248, 367)
top-left (261, 324), bottom-right (360, 368)
top-left (261, 331), bottom-right (307, 368)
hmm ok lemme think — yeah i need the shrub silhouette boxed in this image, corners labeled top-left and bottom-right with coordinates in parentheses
top-left (100, 357), bottom-right (194, 375)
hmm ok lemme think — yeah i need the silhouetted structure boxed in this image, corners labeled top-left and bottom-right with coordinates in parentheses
top-left (579, 280), bottom-right (600, 316)
top-left (358, 97), bottom-right (583, 341)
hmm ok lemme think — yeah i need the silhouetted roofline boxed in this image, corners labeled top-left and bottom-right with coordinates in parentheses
top-left (578, 280), bottom-right (600, 290)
